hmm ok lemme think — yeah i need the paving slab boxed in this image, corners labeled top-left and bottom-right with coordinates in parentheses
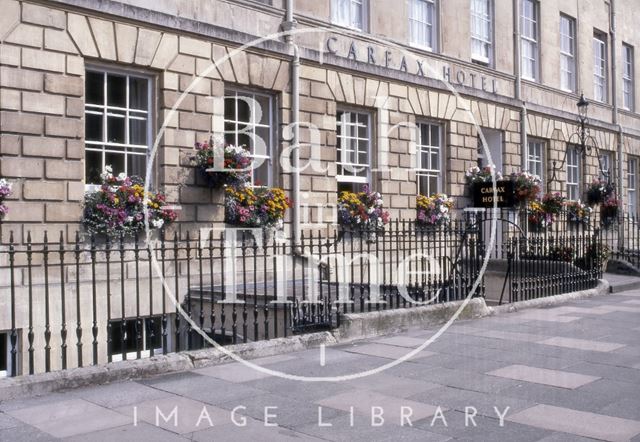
top-left (316, 389), bottom-right (443, 424)
top-left (508, 404), bottom-right (640, 442)
top-left (538, 336), bottom-right (626, 352)
top-left (8, 399), bottom-right (130, 438)
top-left (114, 395), bottom-right (229, 435)
top-left (64, 422), bottom-right (188, 442)
top-left (190, 416), bottom-right (325, 442)
top-left (486, 364), bottom-right (600, 389)
top-left (340, 342), bottom-right (437, 361)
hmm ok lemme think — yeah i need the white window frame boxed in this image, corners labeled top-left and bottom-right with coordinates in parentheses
top-left (416, 121), bottom-right (443, 196)
top-left (520, 0), bottom-right (539, 81)
top-left (566, 145), bottom-right (581, 201)
top-left (628, 157), bottom-right (638, 217)
top-left (559, 14), bottom-right (577, 92)
top-left (336, 109), bottom-right (371, 188)
top-left (331, 0), bottom-right (368, 31)
top-left (409, 0), bottom-right (437, 52)
top-left (84, 67), bottom-right (153, 190)
top-left (223, 89), bottom-right (274, 187)
top-left (109, 316), bottom-right (164, 362)
top-left (593, 32), bottom-right (608, 103)
top-left (527, 139), bottom-right (544, 184)
top-left (623, 44), bottom-right (635, 111)
top-left (470, 0), bottom-right (492, 64)
top-left (599, 151), bottom-right (613, 181)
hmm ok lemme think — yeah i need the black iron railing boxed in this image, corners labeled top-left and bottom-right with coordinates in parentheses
top-left (0, 210), bottom-right (608, 377)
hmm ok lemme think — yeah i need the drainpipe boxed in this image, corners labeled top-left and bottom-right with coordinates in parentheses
top-left (513, 0), bottom-right (527, 172)
top-left (283, 0), bottom-right (301, 247)
top-left (610, 0), bottom-right (624, 240)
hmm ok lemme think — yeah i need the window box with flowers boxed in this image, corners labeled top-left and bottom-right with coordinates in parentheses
top-left (82, 167), bottom-right (178, 238)
top-left (0, 178), bottom-right (12, 222)
top-left (337, 186), bottom-right (390, 240)
top-left (224, 185), bottom-right (291, 243)
top-left (192, 139), bottom-right (252, 189)
top-left (565, 200), bottom-right (592, 226)
top-left (416, 194), bottom-right (454, 232)
top-left (527, 200), bottom-right (554, 232)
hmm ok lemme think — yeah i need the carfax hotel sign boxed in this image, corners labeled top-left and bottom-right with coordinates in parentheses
top-left (325, 36), bottom-right (501, 95)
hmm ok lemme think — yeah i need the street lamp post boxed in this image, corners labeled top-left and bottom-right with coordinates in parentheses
top-left (547, 94), bottom-right (613, 194)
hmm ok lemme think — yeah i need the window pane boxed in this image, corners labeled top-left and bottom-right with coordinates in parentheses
top-left (107, 115), bottom-right (126, 144)
top-left (129, 118), bottom-right (147, 146)
top-left (224, 96), bottom-right (236, 121)
top-left (253, 160), bottom-right (270, 187)
top-left (86, 113), bottom-right (103, 142)
top-left (85, 149), bottom-right (103, 184)
top-left (107, 74), bottom-right (126, 107)
top-left (236, 95), bottom-right (251, 123)
top-left (127, 154), bottom-right (147, 179)
top-left (129, 77), bottom-right (148, 110)
top-left (105, 151), bottom-right (125, 176)
top-left (86, 71), bottom-right (104, 105)
top-left (255, 95), bottom-right (271, 125)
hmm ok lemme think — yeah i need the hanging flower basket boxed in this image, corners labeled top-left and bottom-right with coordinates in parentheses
top-left (510, 171), bottom-right (542, 205)
top-left (585, 178), bottom-right (614, 206)
top-left (193, 140), bottom-right (252, 189)
top-left (600, 196), bottom-right (620, 228)
top-left (541, 192), bottom-right (565, 216)
top-left (82, 167), bottom-right (178, 238)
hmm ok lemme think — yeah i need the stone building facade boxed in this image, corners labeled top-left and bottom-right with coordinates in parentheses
top-left (0, 0), bottom-right (639, 242)
top-left (1, 0), bottom-right (640, 375)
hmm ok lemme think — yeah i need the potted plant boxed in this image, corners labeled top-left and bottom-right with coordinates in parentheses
top-left (193, 139), bottom-right (252, 188)
top-left (0, 178), bottom-right (12, 221)
top-left (83, 167), bottom-right (178, 238)
top-left (585, 178), bottom-right (614, 206)
top-left (224, 185), bottom-right (291, 242)
top-left (510, 171), bottom-right (542, 205)
top-left (566, 200), bottom-right (592, 226)
top-left (337, 186), bottom-right (390, 240)
top-left (600, 195), bottom-right (620, 228)
top-left (416, 193), bottom-right (454, 230)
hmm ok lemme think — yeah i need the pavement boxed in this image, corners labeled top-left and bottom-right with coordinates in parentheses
top-left (2, 289), bottom-right (640, 441)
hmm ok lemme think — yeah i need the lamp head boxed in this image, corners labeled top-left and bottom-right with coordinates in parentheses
top-left (577, 93), bottom-right (589, 121)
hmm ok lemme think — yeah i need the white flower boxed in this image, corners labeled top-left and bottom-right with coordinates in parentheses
top-left (117, 172), bottom-right (127, 181)
top-left (152, 219), bottom-right (164, 229)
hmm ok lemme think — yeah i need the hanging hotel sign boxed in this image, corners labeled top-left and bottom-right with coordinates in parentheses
top-left (472, 181), bottom-right (516, 208)
top-left (325, 37), bottom-right (499, 95)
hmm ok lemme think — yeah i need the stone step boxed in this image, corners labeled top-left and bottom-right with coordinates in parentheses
top-left (603, 272), bottom-right (640, 293)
